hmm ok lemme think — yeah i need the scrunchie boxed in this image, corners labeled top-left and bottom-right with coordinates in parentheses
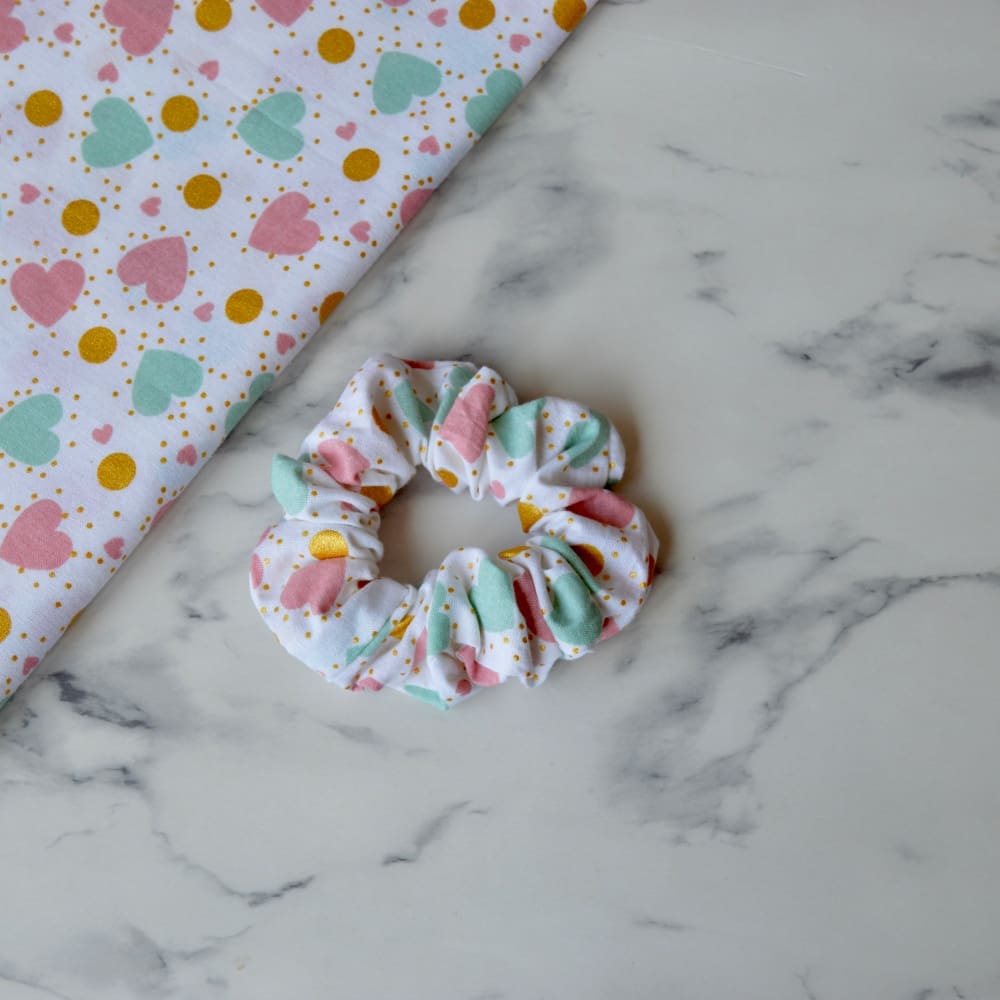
top-left (249, 355), bottom-right (658, 708)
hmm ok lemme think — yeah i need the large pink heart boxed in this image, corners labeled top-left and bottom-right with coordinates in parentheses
top-left (567, 488), bottom-right (635, 528)
top-left (11, 261), bottom-right (85, 327)
top-left (103, 0), bottom-right (173, 55)
top-left (0, 499), bottom-right (73, 570)
top-left (455, 644), bottom-right (501, 686)
top-left (280, 559), bottom-right (346, 614)
top-left (441, 382), bottom-right (494, 461)
top-left (256, 0), bottom-right (311, 26)
top-left (0, 0), bottom-right (25, 53)
top-left (513, 571), bottom-right (556, 643)
top-left (249, 193), bottom-right (320, 255)
top-left (117, 236), bottom-right (188, 303)
top-left (317, 439), bottom-right (369, 486)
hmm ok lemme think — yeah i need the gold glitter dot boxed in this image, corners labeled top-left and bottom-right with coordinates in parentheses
top-left (552, 0), bottom-right (586, 31)
top-left (161, 95), bottom-right (200, 132)
top-left (24, 90), bottom-right (62, 127)
top-left (342, 148), bottom-right (380, 182)
top-left (359, 484), bottom-right (393, 507)
top-left (319, 291), bottom-right (344, 324)
top-left (0, 607), bottom-right (10, 644)
top-left (225, 288), bottom-right (263, 323)
top-left (459, 0), bottom-right (495, 29)
top-left (78, 326), bottom-right (117, 364)
top-left (62, 199), bottom-right (100, 236)
top-left (195, 0), bottom-right (231, 31)
top-left (183, 173), bottom-right (222, 209)
top-left (438, 469), bottom-right (458, 488)
top-left (317, 27), bottom-right (355, 63)
top-left (97, 452), bottom-right (136, 491)
top-left (309, 530), bottom-right (349, 560)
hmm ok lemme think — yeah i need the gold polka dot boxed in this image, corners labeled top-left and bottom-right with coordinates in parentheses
top-left (317, 27), bottom-right (355, 63)
top-left (573, 543), bottom-right (605, 575)
top-left (97, 452), bottom-right (136, 491)
top-left (552, 0), bottom-right (586, 31)
top-left (61, 199), bottom-right (100, 237)
top-left (195, 0), bottom-right (232, 31)
top-left (319, 291), bottom-right (344, 324)
top-left (161, 95), bottom-right (200, 132)
top-left (499, 545), bottom-right (528, 561)
top-left (342, 148), bottom-right (380, 182)
top-left (518, 500), bottom-right (543, 531)
top-left (309, 530), bottom-right (349, 560)
top-left (438, 469), bottom-right (458, 489)
top-left (359, 484), bottom-right (393, 507)
top-left (24, 90), bottom-right (62, 128)
top-left (390, 613), bottom-right (413, 639)
top-left (459, 0), bottom-right (495, 29)
top-left (371, 405), bottom-right (391, 435)
top-left (0, 607), bottom-right (10, 644)
top-left (225, 288), bottom-right (263, 323)
top-left (78, 326), bottom-right (117, 364)
top-left (183, 173), bottom-right (222, 209)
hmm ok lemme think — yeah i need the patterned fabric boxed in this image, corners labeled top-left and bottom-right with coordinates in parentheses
top-left (0, 0), bottom-right (596, 707)
top-left (250, 355), bottom-right (658, 708)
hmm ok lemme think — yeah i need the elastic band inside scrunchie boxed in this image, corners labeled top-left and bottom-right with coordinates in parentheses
top-left (249, 355), bottom-right (658, 708)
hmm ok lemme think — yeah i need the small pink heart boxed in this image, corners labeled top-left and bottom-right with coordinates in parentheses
top-left (140, 197), bottom-right (160, 217)
top-left (103, 537), bottom-right (125, 559)
top-left (349, 221), bottom-right (371, 243)
top-left (335, 121), bottom-right (356, 141)
top-left (97, 62), bottom-right (118, 82)
top-left (194, 302), bottom-right (214, 321)
top-left (428, 8), bottom-right (447, 26)
top-left (418, 135), bottom-right (440, 155)
top-left (176, 444), bottom-right (197, 466)
top-left (22, 656), bottom-right (39, 677)
top-left (510, 33), bottom-right (530, 52)
top-left (276, 332), bottom-right (296, 355)
top-left (19, 183), bottom-right (40, 204)
top-left (54, 22), bottom-right (74, 42)
top-left (92, 423), bottom-right (113, 444)
top-left (198, 60), bottom-right (219, 81)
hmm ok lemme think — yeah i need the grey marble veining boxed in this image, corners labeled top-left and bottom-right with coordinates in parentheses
top-left (3, 2), bottom-right (1000, 997)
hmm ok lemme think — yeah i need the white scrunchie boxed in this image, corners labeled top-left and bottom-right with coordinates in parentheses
top-left (249, 355), bottom-right (658, 708)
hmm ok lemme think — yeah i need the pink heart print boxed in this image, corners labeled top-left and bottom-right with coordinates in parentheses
top-left (256, 0), bottom-right (311, 26)
top-left (0, 0), bottom-right (25, 54)
top-left (19, 183), bottom-right (39, 204)
top-left (428, 8), bottom-right (447, 26)
top-left (0, 500), bottom-right (73, 571)
top-left (54, 22), bottom-right (74, 43)
top-left (117, 236), bottom-right (188, 302)
top-left (22, 656), bottom-right (39, 677)
top-left (97, 62), bottom-right (119, 82)
top-left (11, 260), bottom-right (85, 326)
top-left (249, 192), bottom-right (320, 255)
top-left (176, 444), bottom-right (197, 465)
top-left (102, 0), bottom-right (173, 56)
top-left (418, 135), bottom-right (440, 155)
top-left (510, 33), bottom-right (530, 52)
top-left (140, 197), bottom-right (161, 216)
top-left (92, 424), bottom-right (113, 444)
top-left (335, 121), bottom-right (357, 141)
top-left (280, 559), bottom-right (347, 615)
top-left (103, 537), bottom-right (125, 559)
top-left (193, 302), bottom-right (214, 321)
top-left (317, 439), bottom-right (370, 486)
top-left (276, 332), bottom-right (296, 355)
top-left (198, 60), bottom-right (219, 80)
top-left (349, 221), bottom-right (371, 243)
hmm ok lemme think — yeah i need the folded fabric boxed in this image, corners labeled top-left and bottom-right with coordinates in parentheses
top-left (250, 355), bottom-right (658, 708)
top-left (0, 0), bottom-right (597, 709)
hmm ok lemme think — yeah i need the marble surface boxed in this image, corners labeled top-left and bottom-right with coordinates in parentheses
top-left (3, 1), bottom-right (1000, 996)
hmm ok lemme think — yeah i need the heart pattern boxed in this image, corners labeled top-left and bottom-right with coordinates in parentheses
top-left (465, 69), bottom-right (523, 134)
top-left (0, 0), bottom-right (593, 704)
top-left (0, 500), bottom-right (73, 571)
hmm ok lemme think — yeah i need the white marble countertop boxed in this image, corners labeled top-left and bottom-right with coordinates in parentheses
top-left (3, 2), bottom-right (1000, 997)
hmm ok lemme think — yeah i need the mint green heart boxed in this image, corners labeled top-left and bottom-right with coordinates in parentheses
top-left (237, 93), bottom-right (306, 161)
top-left (465, 70), bottom-right (523, 135)
top-left (491, 398), bottom-right (544, 459)
top-left (132, 350), bottom-right (203, 417)
top-left (470, 559), bottom-right (516, 632)
top-left (563, 411), bottom-right (610, 468)
top-left (548, 572), bottom-right (603, 648)
top-left (404, 684), bottom-right (448, 710)
top-left (0, 394), bottom-right (62, 465)
top-left (427, 583), bottom-right (452, 656)
top-left (540, 536), bottom-right (600, 594)
top-left (272, 455), bottom-right (309, 516)
top-left (82, 97), bottom-right (153, 168)
top-left (393, 379), bottom-right (435, 436)
top-left (373, 53), bottom-right (442, 115)
top-left (346, 616), bottom-right (394, 665)
top-left (225, 373), bottom-right (274, 434)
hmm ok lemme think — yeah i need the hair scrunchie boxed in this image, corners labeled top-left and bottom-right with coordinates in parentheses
top-left (249, 355), bottom-right (658, 709)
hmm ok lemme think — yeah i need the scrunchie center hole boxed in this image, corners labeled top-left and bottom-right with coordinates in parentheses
top-left (376, 474), bottom-right (523, 588)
